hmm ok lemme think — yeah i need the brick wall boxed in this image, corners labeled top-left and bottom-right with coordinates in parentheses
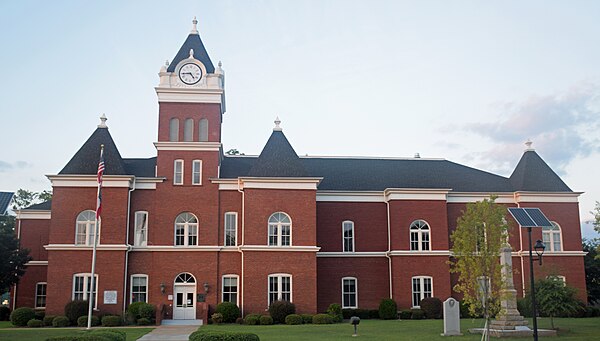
top-left (157, 102), bottom-right (222, 142)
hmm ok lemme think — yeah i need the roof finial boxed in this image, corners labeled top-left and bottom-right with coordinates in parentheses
top-left (525, 139), bottom-right (534, 151)
top-left (273, 116), bottom-right (282, 131)
top-left (98, 114), bottom-right (108, 128)
top-left (218, 60), bottom-right (222, 68)
top-left (191, 16), bottom-right (199, 34)
top-left (189, 49), bottom-right (194, 59)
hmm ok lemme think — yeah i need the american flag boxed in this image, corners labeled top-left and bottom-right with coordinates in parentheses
top-left (96, 146), bottom-right (105, 220)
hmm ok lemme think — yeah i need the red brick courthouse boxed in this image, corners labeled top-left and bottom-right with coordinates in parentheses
top-left (12, 19), bottom-right (587, 322)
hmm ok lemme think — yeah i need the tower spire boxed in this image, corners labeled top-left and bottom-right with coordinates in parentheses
top-left (191, 16), bottom-right (198, 35)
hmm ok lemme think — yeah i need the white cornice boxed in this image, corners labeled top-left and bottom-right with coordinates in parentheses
top-left (240, 245), bottom-right (320, 252)
top-left (316, 191), bottom-right (384, 202)
top-left (211, 179), bottom-right (239, 191)
top-left (513, 251), bottom-right (586, 257)
top-left (45, 244), bottom-right (128, 251)
top-left (317, 252), bottom-right (387, 257)
top-left (25, 260), bottom-right (48, 266)
top-left (384, 188), bottom-right (451, 201)
top-left (47, 175), bottom-right (133, 188)
top-left (134, 177), bottom-right (165, 190)
top-left (447, 193), bottom-right (515, 204)
top-left (133, 245), bottom-right (222, 252)
top-left (15, 210), bottom-right (51, 220)
top-left (154, 141), bottom-right (222, 152)
top-left (155, 87), bottom-right (224, 104)
top-left (240, 177), bottom-right (322, 190)
top-left (514, 192), bottom-right (582, 203)
top-left (389, 250), bottom-right (452, 256)
top-left (130, 245), bottom-right (320, 252)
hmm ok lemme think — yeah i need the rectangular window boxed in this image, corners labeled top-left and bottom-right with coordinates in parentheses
top-left (412, 276), bottom-right (433, 308)
top-left (73, 274), bottom-right (98, 309)
top-left (134, 211), bottom-right (148, 247)
top-left (35, 282), bottom-right (47, 308)
top-left (192, 160), bottom-right (202, 185)
top-left (222, 275), bottom-right (238, 304)
top-left (268, 274), bottom-right (292, 306)
top-left (174, 160), bottom-right (184, 185)
top-left (131, 275), bottom-right (148, 303)
top-left (224, 212), bottom-right (237, 246)
top-left (342, 278), bottom-right (357, 309)
top-left (343, 221), bottom-right (354, 252)
top-left (175, 225), bottom-right (185, 246)
top-left (188, 225), bottom-right (198, 246)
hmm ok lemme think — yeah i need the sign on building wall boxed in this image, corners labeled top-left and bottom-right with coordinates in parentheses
top-left (103, 290), bottom-right (118, 304)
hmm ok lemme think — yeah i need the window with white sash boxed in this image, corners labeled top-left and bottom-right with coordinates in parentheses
top-left (410, 220), bottom-right (430, 251)
top-left (131, 274), bottom-right (148, 303)
top-left (342, 277), bottom-right (357, 308)
top-left (174, 160), bottom-right (184, 185)
top-left (268, 212), bottom-right (291, 246)
top-left (342, 221), bottom-right (354, 252)
top-left (35, 282), bottom-right (47, 308)
top-left (268, 274), bottom-right (292, 305)
top-left (174, 212), bottom-right (198, 246)
top-left (134, 211), bottom-right (148, 247)
top-left (192, 160), bottom-right (202, 185)
top-left (222, 275), bottom-right (239, 305)
top-left (75, 210), bottom-right (97, 246)
top-left (224, 212), bottom-right (237, 246)
top-left (73, 274), bottom-right (98, 309)
top-left (412, 276), bottom-right (433, 308)
top-left (543, 222), bottom-right (562, 252)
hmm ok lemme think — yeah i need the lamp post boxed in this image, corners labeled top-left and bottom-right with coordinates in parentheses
top-left (526, 226), bottom-right (546, 341)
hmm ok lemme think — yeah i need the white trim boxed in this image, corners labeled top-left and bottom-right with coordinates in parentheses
top-left (409, 219), bottom-right (431, 251)
top-left (26, 261), bottom-right (48, 266)
top-left (192, 160), bottom-right (203, 185)
top-left (385, 188), bottom-right (451, 201)
top-left (242, 245), bottom-right (320, 252)
top-left (132, 245), bottom-right (221, 251)
top-left (317, 191), bottom-right (384, 202)
top-left (241, 177), bottom-right (322, 190)
top-left (134, 178), bottom-right (165, 190)
top-left (213, 179), bottom-right (239, 191)
top-left (315, 191), bottom-right (581, 203)
top-left (514, 192), bottom-right (582, 203)
top-left (155, 87), bottom-right (224, 104)
top-left (317, 251), bottom-right (387, 257)
top-left (72, 273), bottom-right (98, 309)
top-left (15, 211), bottom-right (51, 219)
top-left (47, 175), bottom-right (133, 188)
top-left (130, 274), bottom-right (149, 303)
top-left (411, 276), bottom-right (433, 308)
top-left (221, 274), bottom-right (240, 306)
top-left (268, 273), bottom-right (292, 305)
top-left (514, 250), bottom-right (586, 257)
top-left (390, 250), bottom-right (451, 256)
top-left (174, 159), bottom-right (184, 185)
top-left (154, 141), bottom-right (222, 152)
top-left (45, 244), bottom-right (128, 251)
top-left (224, 212), bottom-right (238, 246)
top-left (342, 220), bottom-right (355, 253)
top-left (35, 282), bottom-right (47, 309)
top-left (341, 277), bottom-right (358, 309)
top-left (447, 193), bottom-right (516, 203)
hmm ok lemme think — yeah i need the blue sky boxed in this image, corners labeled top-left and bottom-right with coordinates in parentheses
top-left (1, 1), bottom-right (599, 238)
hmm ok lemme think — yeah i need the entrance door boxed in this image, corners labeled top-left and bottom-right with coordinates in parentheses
top-left (173, 285), bottom-right (196, 319)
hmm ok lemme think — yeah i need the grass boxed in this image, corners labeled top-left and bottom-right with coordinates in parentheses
top-left (0, 326), bottom-right (154, 341)
top-left (199, 318), bottom-right (600, 341)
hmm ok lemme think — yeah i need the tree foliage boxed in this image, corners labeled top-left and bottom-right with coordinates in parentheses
top-left (592, 201), bottom-right (600, 233)
top-left (534, 276), bottom-right (581, 329)
top-left (11, 188), bottom-right (52, 210)
top-left (583, 239), bottom-right (600, 304)
top-left (449, 197), bottom-right (510, 321)
top-left (0, 215), bottom-right (32, 293)
top-left (225, 149), bottom-right (245, 156)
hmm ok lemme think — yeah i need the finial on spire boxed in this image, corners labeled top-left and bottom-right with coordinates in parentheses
top-left (191, 16), bottom-right (199, 34)
top-left (189, 49), bottom-right (194, 59)
top-left (525, 139), bottom-right (534, 151)
top-left (273, 116), bottom-right (282, 131)
top-left (165, 60), bottom-right (170, 66)
top-left (218, 61), bottom-right (222, 68)
top-left (98, 114), bottom-right (108, 128)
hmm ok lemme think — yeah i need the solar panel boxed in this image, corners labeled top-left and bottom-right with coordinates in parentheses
top-left (523, 208), bottom-right (553, 227)
top-left (507, 207), bottom-right (536, 227)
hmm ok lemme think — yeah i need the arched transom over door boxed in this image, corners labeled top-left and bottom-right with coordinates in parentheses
top-left (173, 272), bottom-right (196, 320)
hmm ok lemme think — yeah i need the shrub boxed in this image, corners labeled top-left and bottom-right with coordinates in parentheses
top-left (52, 315), bottom-right (70, 327)
top-left (585, 306), bottom-right (600, 317)
top-left (126, 302), bottom-right (145, 323)
top-left (399, 310), bottom-right (412, 319)
top-left (355, 309), bottom-right (370, 319)
top-left (301, 314), bottom-right (313, 324)
top-left (211, 313), bottom-right (223, 324)
top-left (378, 298), bottom-right (397, 320)
top-left (10, 307), bottom-right (36, 327)
top-left (216, 302), bottom-right (241, 323)
top-left (411, 308), bottom-right (425, 320)
top-left (64, 300), bottom-right (89, 325)
top-left (35, 310), bottom-right (46, 320)
top-left (137, 317), bottom-right (152, 326)
top-left (312, 313), bottom-right (333, 324)
top-left (138, 303), bottom-right (155, 320)
top-left (101, 315), bottom-right (122, 327)
top-left (420, 297), bottom-right (442, 319)
top-left (236, 317), bottom-right (244, 324)
top-left (77, 315), bottom-right (100, 327)
top-left (517, 297), bottom-right (532, 318)
top-left (342, 309), bottom-right (354, 319)
top-left (259, 315), bottom-right (273, 325)
top-left (189, 330), bottom-right (260, 341)
top-left (27, 319), bottom-right (43, 328)
top-left (268, 300), bottom-right (296, 324)
top-left (244, 314), bottom-right (260, 325)
top-left (368, 309), bottom-right (380, 319)
top-left (326, 303), bottom-right (343, 322)
top-left (43, 315), bottom-right (56, 326)
top-left (90, 329), bottom-right (126, 341)
top-left (285, 314), bottom-right (302, 325)
top-left (0, 306), bottom-right (10, 321)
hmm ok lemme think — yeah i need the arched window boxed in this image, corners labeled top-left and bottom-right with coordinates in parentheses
top-left (184, 118), bottom-right (194, 141)
top-left (174, 212), bottom-right (198, 246)
top-left (411, 276), bottom-right (433, 308)
top-left (169, 118), bottom-right (180, 142)
top-left (342, 221), bottom-right (354, 252)
top-left (75, 210), bottom-right (96, 246)
top-left (342, 277), bottom-right (358, 309)
top-left (175, 272), bottom-right (196, 283)
top-left (543, 222), bottom-right (562, 252)
top-left (268, 212), bottom-right (291, 246)
top-left (410, 220), bottom-right (430, 251)
top-left (199, 118), bottom-right (209, 142)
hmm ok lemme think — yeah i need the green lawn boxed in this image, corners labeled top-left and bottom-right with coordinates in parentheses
top-left (0, 326), bottom-right (153, 341)
top-left (0, 321), bottom-right (12, 329)
top-left (199, 318), bottom-right (600, 341)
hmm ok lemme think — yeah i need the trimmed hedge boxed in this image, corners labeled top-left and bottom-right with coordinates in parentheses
top-left (326, 303), bottom-right (343, 322)
top-left (312, 313), bottom-right (333, 324)
top-left (101, 315), bottom-right (122, 327)
top-left (244, 314), bottom-right (260, 325)
top-left (216, 302), bottom-right (241, 323)
top-left (301, 314), bottom-right (313, 324)
top-left (52, 316), bottom-right (70, 327)
top-left (259, 315), bottom-right (273, 325)
top-left (0, 306), bottom-right (10, 321)
top-left (10, 307), bottom-right (36, 326)
top-left (268, 300), bottom-right (296, 324)
top-left (212, 313), bottom-right (224, 324)
top-left (137, 317), bottom-right (152, 325)
top-left (235, 317), bottom-right (244, 324)
top-left (64, 300), bottom-right (89, 325)
top-left (126, 302), bottom-right (155, 324)
top-left (378, 299), bottom-right (397, 320)
top-left (399, 310), bottom-right (412, 320)
top-left (189, 330), bottom-right (260, 341)
top-left (285, 314), bottom-right (302, 325)
top-left (44, 315), bottom-right (56, 326)
top-left (77, 315), bottom-right (100, 327)
top-left (35, 310), bottom-right (46, 320)
top-left (420, 297), bottom-right (442, 319)
top-left (411, 308), bottom-right (425, 320)
top-left (341, 309), bottom-right (379, 320)
top-left (27, 319), bottom-right (43, 327)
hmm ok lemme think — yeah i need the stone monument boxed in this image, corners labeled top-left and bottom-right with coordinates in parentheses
top-left (442, 297), bottom-right (462, 336)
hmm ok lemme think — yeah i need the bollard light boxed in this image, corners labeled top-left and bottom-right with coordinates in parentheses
top-left (350, 316), bottom-right (360, 337)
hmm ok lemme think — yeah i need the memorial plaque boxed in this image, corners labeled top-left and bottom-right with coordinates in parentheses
top-left (197, 293), bottom-right (206, 302)
top-left (103, 290), bottom-right (117, 305)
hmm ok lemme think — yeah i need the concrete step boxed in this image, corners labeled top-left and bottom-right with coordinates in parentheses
top-left (161, 319), bottom-right (203, 326)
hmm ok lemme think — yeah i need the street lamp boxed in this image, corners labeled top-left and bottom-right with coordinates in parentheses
top-left (527, 229), bottom-right (546, 341)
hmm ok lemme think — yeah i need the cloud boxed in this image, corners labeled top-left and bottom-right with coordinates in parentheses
top-left (463, 82), bottom-right (600, 175)
top-left (0, 160), bottom-right (33, 173)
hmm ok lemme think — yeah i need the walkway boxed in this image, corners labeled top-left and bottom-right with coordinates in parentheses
top-left (138, 325), bottom-right (199, 341)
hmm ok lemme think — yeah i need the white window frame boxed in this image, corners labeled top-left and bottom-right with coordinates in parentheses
top-left (222, 274), bottom-right (239, 305)
top-left (192, 160), bottom-right (202, 185)
top-left (268, 212), bottom-right (292, 246)
top-left (130, 274), bottom-right (148, 303)
top-left (411, 276), bottom-right (433, 308)
top-left (72, 273), bottom-right (98, 309)
top-left (268, 273), bottom-right (292, 306)
top-left (342, 220), bottom-right (355, 252)
top-left (35, 282), bottom-right (47, 309)
top-left (174, 160), bottom-right (184, 185)
top-left (410, 220), bottom-right (431, 251)
top-left (341, 277), bottom-right (358, 309)
top-left (542, 221), bottom-right (563, 252)
top-left (174, 212), bottom-right (199, 246)
top-left (134, 211), bottom-right (148, 247)
top-left (75, 210), bottom-right (98, 246)
top-left (224, 212), bottom-right (238, 246)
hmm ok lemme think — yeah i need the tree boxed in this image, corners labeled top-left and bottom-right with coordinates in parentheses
top-left (583, 239), bottom-right (600, 304)
top-left (0, 215), bottom-right (32, 293)
top-left (10, 189), bottom-right (52, 210)
top-left (449, 197), bottom-right (510, 339)
top-left (592, 201), bottom-right (600, 233)
top-left (534, 276), bottom-right (580, 329)
top-left (225, 149), bottom-right (244, 156)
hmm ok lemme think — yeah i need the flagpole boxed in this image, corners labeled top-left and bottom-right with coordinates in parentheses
top-left (87, 144), bottom-right (104, 329)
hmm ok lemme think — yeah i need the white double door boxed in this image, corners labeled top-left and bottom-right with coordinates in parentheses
top-left (173, 285), bottom-right (196, 320)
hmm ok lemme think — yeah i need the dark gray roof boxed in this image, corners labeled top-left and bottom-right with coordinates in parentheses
top-left (60, 127), bottom-right (127, 175)
top-left (509, 150), bottom-right (571, 192)
top-left (0, 192), bottom-right (14, 215)
top-left (167, 34), bottom-right (215, 73)
top-left (24, 200), bottom-right (52, 211)
top-left (123, 158), bottom-right (157, 177)
top-left (247, 131), bottom-right (307, 177)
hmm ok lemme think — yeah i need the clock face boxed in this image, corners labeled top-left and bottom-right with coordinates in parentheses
top-left (178, 63), bottom-right (202, 85)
